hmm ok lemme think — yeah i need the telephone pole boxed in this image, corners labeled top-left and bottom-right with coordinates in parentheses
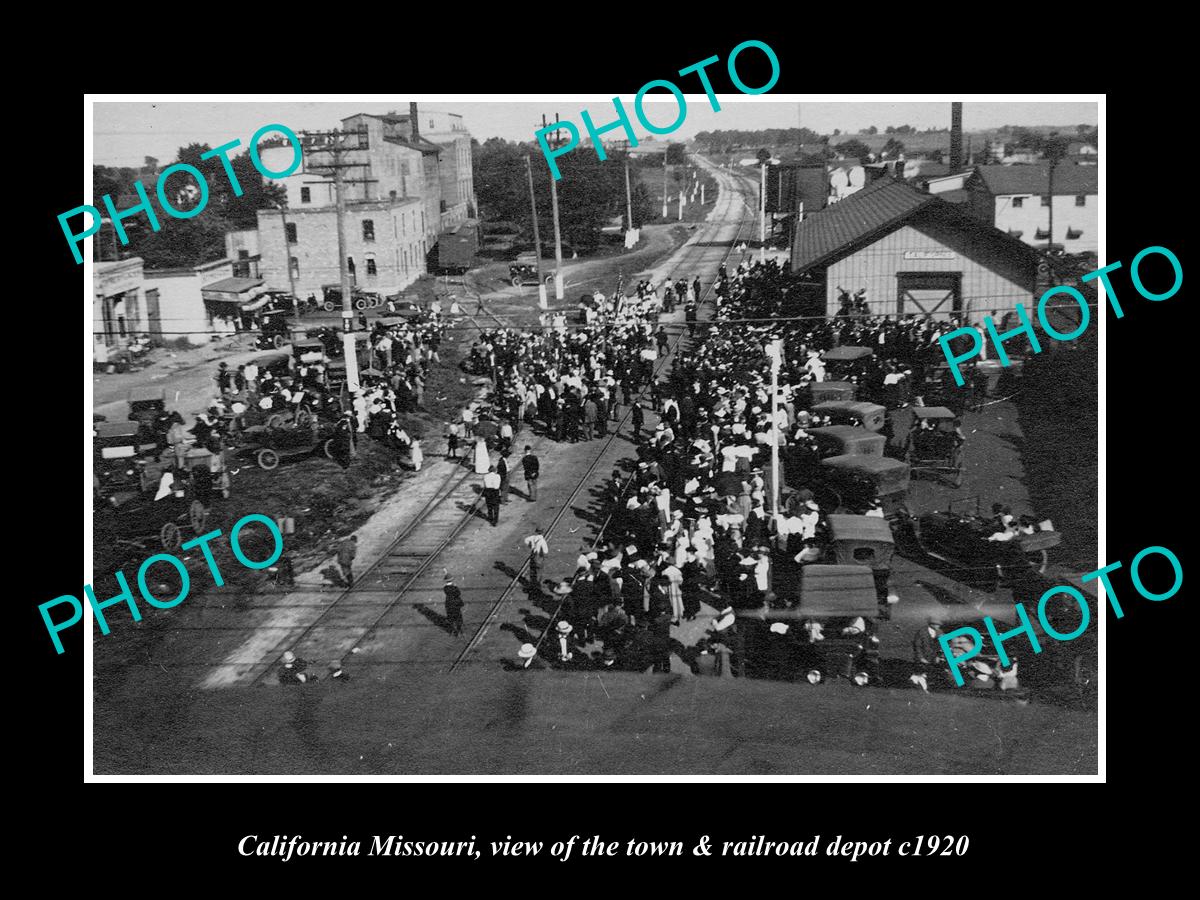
top-left (661, 148), bottom-right (669, 218)
top-left (300, 128), bottom-right (373, 393)
top-left (624, 159), bottom-right (633, 231)
top-left (542, 113), bottom-right (565, 300)
top-left (525, 153), bottom-right (547, 309)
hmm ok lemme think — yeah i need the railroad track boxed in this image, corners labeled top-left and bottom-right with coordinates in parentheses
top-left (194, 161), bottom-right (756, 686)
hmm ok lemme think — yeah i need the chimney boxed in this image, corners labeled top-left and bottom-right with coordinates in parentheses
top-left (949, 102), bottom-right (963, 171)
top-left (410, 102), bottom-right (420, 142)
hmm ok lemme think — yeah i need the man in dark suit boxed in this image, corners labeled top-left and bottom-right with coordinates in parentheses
top-left (444, 574), bottom-right (464, 637)
top-left (521, 446), bottom-right (540, 501)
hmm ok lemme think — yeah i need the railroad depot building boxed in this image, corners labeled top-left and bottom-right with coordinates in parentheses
top-left (790, 177), bottom-right (1040, 325)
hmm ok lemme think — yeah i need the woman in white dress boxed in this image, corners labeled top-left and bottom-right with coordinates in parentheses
top-left (410, 438), bottom-right (423, 472)
top-left (473, 436), bottom-right (490, 475)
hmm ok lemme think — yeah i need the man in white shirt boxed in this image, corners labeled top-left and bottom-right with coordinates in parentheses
top-left (482, 467), bottom-right (502, 526)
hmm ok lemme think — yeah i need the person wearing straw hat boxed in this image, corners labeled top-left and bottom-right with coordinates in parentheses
top-left (278, 650), bottom-right (313, 685)
top-left (554, 618), bottom-right (575, 662)
top-left (326, 659), bottom-right (349, 682)
top-left (516, 642), bottom-right (548, 670)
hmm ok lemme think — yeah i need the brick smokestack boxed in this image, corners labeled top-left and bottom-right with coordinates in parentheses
top-left (949, 102), bottom-right (963, 170)
top-left (410, 102), bottom-right (420, 142)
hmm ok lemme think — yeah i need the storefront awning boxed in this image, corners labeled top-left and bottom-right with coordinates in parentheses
top-left (202, 277), bottom-right (265, 303)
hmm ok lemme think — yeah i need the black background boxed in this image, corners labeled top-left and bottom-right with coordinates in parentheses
top-left (27, 23), bottom-right (1187, 884)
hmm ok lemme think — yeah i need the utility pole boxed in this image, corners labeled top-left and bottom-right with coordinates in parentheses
top-left (276, 203), bottom-right (298, 303)
top-left (549, 162), bottom-right (565, 301)
top-left (524, 153), bottom-right (547, 310)
top-left (301, 128), bottom-right (373, 394)
top-left (624, 159), bottom-right (633, 231)
top-left (757, 148), bottom-right (771, 264)
top-left (767, 338), bottom-right (783, 514)
top-left (542, 113), bottom-right (565, 300)
top-left (661, 148), bottom-right (669, 218)
top-left (678, 190), bottom-right (684, 221)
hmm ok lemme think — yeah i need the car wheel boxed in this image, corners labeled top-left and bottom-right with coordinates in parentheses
top-left (160, 522), bottom-right (182, 551)
top-left (272, 334), bottom-right (285, 350)
top-left (511, 276), bottom-right (522, 288)
top-left (355, 297), bottom-right (367, 311)
top-left (545, 274), bottom-right (554, 286)
top-left (295, 409), bottom-right (313, 428)
top-left (257, 448), bottom-right (280, 470)
top-left (1026, 548), bottom-right (1049, 574)
top-left (323, 438), bottom-right (336, 459)
top-left (324, 300), bottom-right (337, 312)
top-left (266, 414), bottom-right (285, 429)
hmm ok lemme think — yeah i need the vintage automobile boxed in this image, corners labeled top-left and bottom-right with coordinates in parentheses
top-left (808, 425), bottom-right (886, 459)
top-left (736, 565), bottom-right (882, 685)
top-left (823, 514), bottom-right (896, 613)
top-left (94, 450), bottom-right (219, 551)
top-left (817, 454), bottom-right (911, 518)
top-left (905, 406), bottom-right (965, 486)
top-left (322, 284), bottom-right (383, 312)
top-left (247, 350), bottom-right (293, 382)
top-left (811, 400), bottom-right (887, 433)
top-left (931, 605), bottom-right (1095, 706)
top-left (257, 311), bottom-right (305, 350)
top-left (509, 252), bottom-right (556, 288)
top-left (127, 386), bottom-right (168, 429)
top-left (95, 421), bottom-right (159, 494)
top-left (823, 345), bottom-right (874, 381)
top-left (234, 420), bottom-right (339, 470)
top-left (892, 496), bottom-right (1062, 584)
top-left (805, 381), bottom-right (855, 406)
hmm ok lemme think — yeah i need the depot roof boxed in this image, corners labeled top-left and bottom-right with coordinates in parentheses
top-left (791, 177), bottom-right (1039, 275)
top-left (971, 164), bottom-right (1098, 196)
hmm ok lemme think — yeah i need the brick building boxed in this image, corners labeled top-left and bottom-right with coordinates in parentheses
top-left (256, 196), bottom-right (426, 300)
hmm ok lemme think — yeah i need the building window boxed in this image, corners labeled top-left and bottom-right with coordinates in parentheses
top-left (1075, 194), bottom-right (1087, 206)
top-left (285, 223), bottom-right (297, 244)
top-left (362, 219), bottom-right (375, 242)
top-left (1011, 197), bottom-right (1023, 208)
top-left (290, 257), bottom-right (300, 279)
top-left (1040, 195), bottom-right (1051, 207)
top-left (366, 258), bottom-right (377, 276)
top-left (300, 187), bottom-right (311, 204)
top-left (1066, 227), bottom-right (1083, 240)
top-left (347, 257), bottom-right (356, 275)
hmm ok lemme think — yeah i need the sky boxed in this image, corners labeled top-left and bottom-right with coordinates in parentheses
top-left (92, 98), bottom-right (1099, 167)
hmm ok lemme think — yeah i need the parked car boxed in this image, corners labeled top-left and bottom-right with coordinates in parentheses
top-left (234, 420), bottom-right (339, 470)
top-left (892, 496), bottom-right (1062, 585)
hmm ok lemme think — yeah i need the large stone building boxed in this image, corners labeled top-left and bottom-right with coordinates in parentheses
top-left (254, 105), bottom-right (476, 296)
top-left (255, 196), bottom-right (427, 300)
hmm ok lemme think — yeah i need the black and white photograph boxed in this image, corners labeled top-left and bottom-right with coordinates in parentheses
top-left (80, 94), bottom-right (1105, 777)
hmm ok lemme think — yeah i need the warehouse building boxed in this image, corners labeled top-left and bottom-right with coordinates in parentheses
top-left (790, 177), bottom-right (1040, 325)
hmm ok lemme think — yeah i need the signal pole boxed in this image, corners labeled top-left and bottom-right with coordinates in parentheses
top-left (624, 159), bottom-right (633, 231)
top-left (661, 148), bottom-right (669, 218)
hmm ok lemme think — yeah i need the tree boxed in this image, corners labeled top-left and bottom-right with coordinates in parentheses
top-left (665, 142), bottom-right (688, 165)
top-left (832, 139), bottom-right (871, 161)
top-left (881, 138), bottom-right (906, 158)
top-left (832, 128), bottom-right (841, 137)
top-left (861, 126), bottom-right (878, 135)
